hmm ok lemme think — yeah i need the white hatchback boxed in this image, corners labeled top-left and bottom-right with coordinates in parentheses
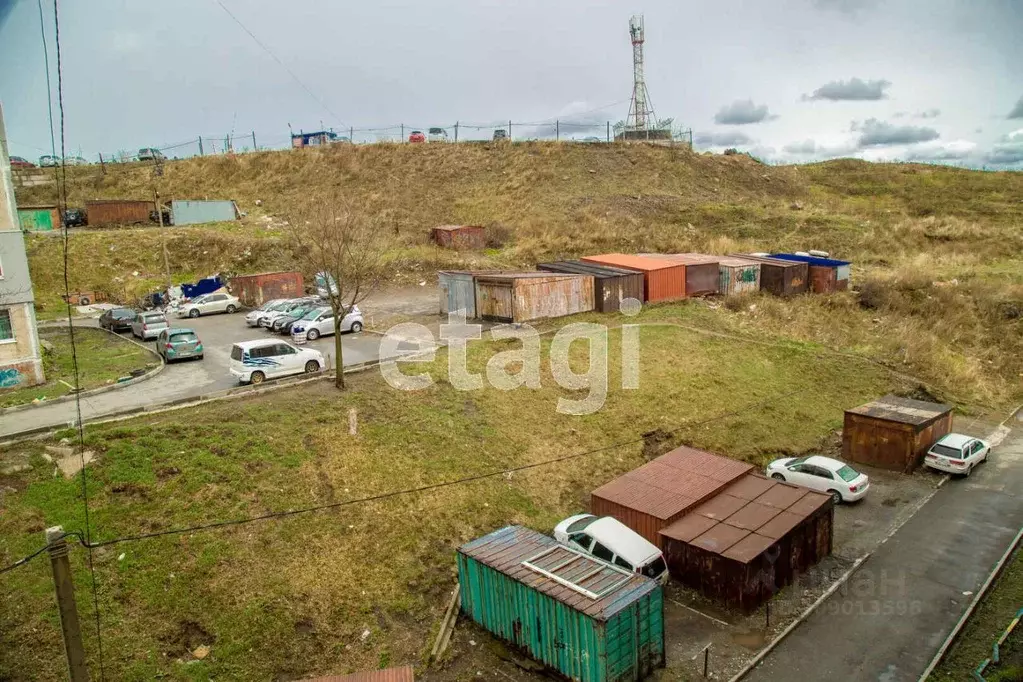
top-left (553, 514), bottom-right (669, 583)
top-left (765, 455), bottom-right (869, 504)
top-left (229, 339), bottom-right (324, 385)
top-left (924, 433), bottom-right (990, 476)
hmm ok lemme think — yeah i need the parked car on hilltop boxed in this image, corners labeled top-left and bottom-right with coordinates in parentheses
top-left (65, 156), bottom-right (89, 166)
top-left (765, 455), bottom-right (869, 504)
top-left (99, 307), bottom-right (136, 332)
top-left (492, 129), bottom-right (507, 141)
top-left (428, 127), bottom-right (448, 142)
top-left (176, 292), bottom-right (240, 319)
top-left (156, 328), bottom-right (204, 362)
top-left (229, 339), bottom-right (324, 385)
top-left (291, 305), bottom-right (363, 342)
top-left (408, 130), bottom-right (426, 143)
top-left (138, 148), bottom-right (166, 162)
top-left (553, 514), bottom-right (669, 583)
top-left (10, 156), bottom-right (35, 169)
top-left (924, 433), bottom-right (990, 477)
top-left (39, 155), bottom-right (60, 167)
top-left (131, 310), bottom-right (169, 341)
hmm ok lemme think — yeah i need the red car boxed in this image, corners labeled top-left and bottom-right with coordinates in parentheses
top-left (408, 130), bottom-right (425, 143)
top-left (10, 156), bottom-right (35, 169)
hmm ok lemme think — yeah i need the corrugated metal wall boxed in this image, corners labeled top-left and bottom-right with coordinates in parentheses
top-left (732, 255), bottom-right (808, 296)
top-left (438, 272), bottom-right (477, 317)
top-left (581, 255), bottom-right (686, 304)
top-left (230, 272), bottom-right (304, 307)
top-left (536, 262), bottom-right (644, 314)
top-left (17, 207), bottom-right (58, 231)
top-left (475, 275), bottom-right (593, 322)
top-left (718, 259), bottom-right (761, 296)
top-left (432, 226), bottom-right (485, 250)
top-left (86, 200), bottom-right (154, 227)
top-left (844, 409), bottom-right (955, 472)
top-left (170, 200), bottom-right (237, 226)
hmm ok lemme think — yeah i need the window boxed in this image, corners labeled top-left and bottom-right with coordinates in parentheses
top-left (591, 542), bottom-right (614, 563)
top-left (643, 557), bottom-right (667, 579)
top-left (0, 309), bottom-right (13, 341)
top-left (971, 441), bottom-right (984, 455)
top-left (566, 516), bottom-right (597, 534)
top-left (276, 344), bottom-right (297, 355)
top-left (613, 555), bottom-right (633, 571)
top-left (930, 444), bottom-right (962, 458)
top-left (230, 345), bottom-right (243, 361)
top-left (170, 332), bottom-right (198, 343)
top-left (836, 466), bottom-right (860, 482)
top-left (568, 533), bottom-right (592, 551)
top-left (809, 466), bottom-right (833, 479)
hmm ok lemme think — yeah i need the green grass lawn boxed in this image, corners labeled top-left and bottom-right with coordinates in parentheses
top-left (0, 316), bottom-right (904, 681)
top-left (0, 327), bottom-right (158, 408)
top-left (932, 548), bottom-right (1023, 681)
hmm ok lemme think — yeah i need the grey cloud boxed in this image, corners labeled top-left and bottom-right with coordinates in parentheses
top-left (1009, 96), bottom-right (1023, 119)
top-left (783, 139), bottom-right (817, 154)
top-left (916, 108), bottom-right (941, 119)
top-left (694, 130), bottom-right (754, 147)
top-left (986, 130), bottom-right (1023, 165)
top-left (892, 112), bottom-right (906, 118)
top-left (714, 99), bottom-right (772, 125)
top-left (813, 0), bottom-right (877, 14)
top-left (804, 77), bottom-right (891, 101)
top-left (904, 143), bottom-right (974, 161)
top-left (856, 118), bottom-right (939, 146)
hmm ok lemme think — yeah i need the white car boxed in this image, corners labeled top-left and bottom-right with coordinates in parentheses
top-left (259, 297), bottom-right (319, 329)
top-left (245, 299), bottom-right (286, 327)
top-left (766, 455), bottom-right (869, 504)
top-left (131, 311), bottom-right (168, 340)
top-left (229, 339), bottom-right (324, 385)
top-left (553, 514), bottom-right (669, 583)
top-left (924, 433), bottom-right (990, 476)
top-left (427, 127), bottom-right (448, 142)
top-left (290, 306), bottom-right (364, 342)
top-left (177, 292), bottom-right (240, 319)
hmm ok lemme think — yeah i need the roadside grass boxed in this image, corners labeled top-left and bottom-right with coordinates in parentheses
top-left (0, 321), bottom-right (898, 680)
top-left (932, 547), bottom-right (1023, 680)
top-left (0, 328), bottom-right (157, 408)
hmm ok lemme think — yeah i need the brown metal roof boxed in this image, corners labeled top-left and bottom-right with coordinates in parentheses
top-left (591, 447), bottom-right (753, 521)
top-left (458, 525), bottom-right (658, 621)
top-left (730, 253), bottom-right (807, 269)
top-left (581, 253), bottom-right (686, 272)
top-left (845, 395), bottom-right (953, 426)
top-left (642, 253), bottom-right (721, 265)
top-left (659, 473), bottom-right (831, 564)
top-left (717, 256), bottom-right (760, 268)
top-left (305, 666), bottom-right (414, 682)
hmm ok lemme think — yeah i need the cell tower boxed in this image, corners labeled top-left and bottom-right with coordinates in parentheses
top-left (625, 15), bottom-right (657, 132)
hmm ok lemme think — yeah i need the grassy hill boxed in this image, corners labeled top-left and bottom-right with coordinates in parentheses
top-left (16, 142), bottom-right (1023, 405)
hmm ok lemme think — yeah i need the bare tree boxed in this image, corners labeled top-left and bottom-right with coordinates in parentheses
top-left (288, 197), bottom-right (384, 389)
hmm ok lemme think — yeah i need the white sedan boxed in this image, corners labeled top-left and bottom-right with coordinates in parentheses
top-left (765, 455), bottom-right (869, 504)
top-left (177, 292), bottom-right (240, 318)
top-left (924, 433), bottom-right (990, 476)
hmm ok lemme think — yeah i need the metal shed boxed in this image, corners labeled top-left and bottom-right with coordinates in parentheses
top-left (659, 473), bottom-right (833, 612)
top-left (730, 254), bottom-right (808, 297)
top-left (17, 205), bottom-right (60, 231)
top-left (639, 254), bottom-right (720, 297)
top-left (170, 200), bottom-right (239, 226)
top-left (536, 261), bottom-right (645, 313)
top-left (590, 446), bottom-right (754, 547)
top-left (843, 395), bottom-right (954, 472)
top-left (717, 257), bottom-right (761, 296)
top-left (474, 273), bottom-right (594, 323)
top-left (431, 225), bottom-right (486, 250)
top-left (770, 254), bottom-right (851, 293)
top-left (85, 199), bottom-right (154, 227)
top-left (438, 271), bottom-right (479, 318)
top-left (581, 254), bottom-right (687, 304)
top-left (229, 271), bottom-right (305, 307)
top-left (458, 525), bottom-right (665, 681)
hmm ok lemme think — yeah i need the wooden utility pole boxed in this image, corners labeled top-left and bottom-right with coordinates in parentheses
top-left (508, 120), bottom-right (512, 141)
top-left (46, 526), bottom-right (90, 682)
top-left (607, 121), bottom-right (611, 143)
top-left (454, 121), bottom-right (458, 143)
top-left (155, 189), bottom-right (172, 297)
top-left (556, 120), bottom-right (559, 142)
top-left (251, 130), bottom-right (257, 151)
top-left (400, 123), bottom-right (404, 141)
top-left (198, 136), bottom-right (204, 156)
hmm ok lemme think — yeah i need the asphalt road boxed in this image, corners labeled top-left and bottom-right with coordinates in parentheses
top-left (0, 311), bottom-right (419, 438)
top-left (742, 423), bottom-right (1023, 682)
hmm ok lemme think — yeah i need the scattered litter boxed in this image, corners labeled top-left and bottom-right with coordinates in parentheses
top-left (255, 199), bottom-right (263, 206)
top-left (469, 639), bottom-right (476, 646)
top-left (419, 280), bottom-right (426, 286)
top-left (962, 590), bottom-right (973, 596)
top-left (132, 271), bottom-right (140, 277)
top-left (360, 628), bottom-right (371, 642)
top-left (118, 553), bottom-right (126, 561)
top-left (192, 645), bottom-right (210, 660)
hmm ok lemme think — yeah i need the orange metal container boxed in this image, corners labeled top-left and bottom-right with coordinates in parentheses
top-left (580, 253), bottom-right (687, 303)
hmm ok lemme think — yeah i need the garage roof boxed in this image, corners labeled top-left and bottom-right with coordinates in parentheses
top-left (846, 395), bottom-right (953, 426)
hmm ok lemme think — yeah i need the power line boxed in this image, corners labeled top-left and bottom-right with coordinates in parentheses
top-left (36, 0), bottom-right (56, 158)
top-left (212, 0), bottom-right (344, 128)
top-left (52, 0), bottom-right (105, 677)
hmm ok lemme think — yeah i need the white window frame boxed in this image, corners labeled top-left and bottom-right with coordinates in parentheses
top-left (0, 308), bottom-right (15, 344)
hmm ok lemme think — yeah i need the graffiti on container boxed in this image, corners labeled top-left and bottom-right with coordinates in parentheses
top-left (0, 367), bottom-right (24, 388)
top-left (737, 268), bottom-right (757, 283)
top-left (791, 277), bottom-right (804, 287)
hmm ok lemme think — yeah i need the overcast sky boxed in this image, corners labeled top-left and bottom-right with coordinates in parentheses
top-left (1, 0), bottom-right (1021, 167)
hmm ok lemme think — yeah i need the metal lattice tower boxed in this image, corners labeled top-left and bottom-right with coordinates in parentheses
top-left (626, 15), bottom-right (657, 132)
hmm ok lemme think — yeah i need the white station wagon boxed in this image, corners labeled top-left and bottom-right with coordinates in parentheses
top-left (553, 514), bottom-right (669, 583)
top-left (924, 433), bottom-right (990, 476)
top-left (229, 339), bottom-right (324, 385)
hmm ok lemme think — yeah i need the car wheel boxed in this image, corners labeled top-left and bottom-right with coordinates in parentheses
top-left (965, 464), bottom-right (974, 478)
top-left (350, 321), bottom-right (363, 333)
top-left (196, 355), bottom-right (204, 361)
top-left (771, 473), bottom-right (785, 481)
top-left (304, 360), bottom-right (320, 374)
top-left (188, 308), bottom-right (200, 318)
top-left (828, 489), bottom-right (842, 505)
top-left (307, 328), bottom-right (320, 341)
top-left (80, 296), bottom-right (91, 305)
top-left (249, 371), bottom-right (265, 385)
top-left (226, 304), bottom-right (237, 314)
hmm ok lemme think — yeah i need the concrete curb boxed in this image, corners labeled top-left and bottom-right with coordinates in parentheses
top-left (0, 328), bottom-right (164, 416)
top-left (918, 525), bottom-right (1023, 681)
top-left (728, 554), bottom-right (870, 682)
top-left (0, 358), bottom-right (387, 446)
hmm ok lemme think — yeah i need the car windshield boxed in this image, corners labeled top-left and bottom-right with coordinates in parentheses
top-left (786, 456), bottom-right (808, 466)
top-left (259, 300), bottom-right (279, 310)
top-left (144, 314), bottom-right (165, 323)
top-left (429, 128), bottom-right (444, 134)
top-left (643, 557), bottom-right (667, 578)
top-left (302, 308), bottom-right (326, 320)
top-left (836, 465), bottom-right (860, 482)
top-left (230, 346), bottom-right (242, 361)
top-left (192, 295), bottom-right (208, 303)
top-left (931, 443), bottom-right (963, 458)
top-left (170, 332), bottom-right (198, 343)
top-left (566, 516), bottom-right (596, 534)
top-left (113, 309), bottom-right (134, 319)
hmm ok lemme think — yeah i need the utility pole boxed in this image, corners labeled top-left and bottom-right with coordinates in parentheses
top-left (349, 126), bottom-right (354, 143)
top-left (98, 153), bottom-right (106, 175)
top-left (198, 136), bottom-right (204, 156)
top-left (155, 189), bottom-right (172, 298)
top-left (400, 123), bottom-right (404, 142)
top-left (508, 120), bottom-right (512, 141)
top-left (251, 130), bottom-right (257, 151)
top-left (556, 120), bottom-right (559, 142)
top-left (607, 121), bottom-right (611, 143)
top-left (454, 121), bottom-right (458, 143)
top-left (46, 526), bottom-right (90, 682)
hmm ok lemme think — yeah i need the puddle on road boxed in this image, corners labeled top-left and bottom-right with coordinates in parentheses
top-left (731, 629), bottom-right (769, 650)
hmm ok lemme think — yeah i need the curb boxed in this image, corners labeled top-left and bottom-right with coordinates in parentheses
top-left (0, 328), bottom-right (165, 416)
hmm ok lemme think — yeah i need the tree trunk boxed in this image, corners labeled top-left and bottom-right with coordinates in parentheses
top-left (334, 315), bottom-right (345, 389)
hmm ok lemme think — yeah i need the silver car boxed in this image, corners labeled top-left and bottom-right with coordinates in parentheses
top-left (290, 306), bottom-right (364, 341)
top-left (131, 311), bottom-right (169, 340)
top-left (176, 292), bottom-right (240, 319)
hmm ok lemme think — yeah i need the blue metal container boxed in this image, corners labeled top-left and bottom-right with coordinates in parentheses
top-left (457, 526), bottom-right (665, 681)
